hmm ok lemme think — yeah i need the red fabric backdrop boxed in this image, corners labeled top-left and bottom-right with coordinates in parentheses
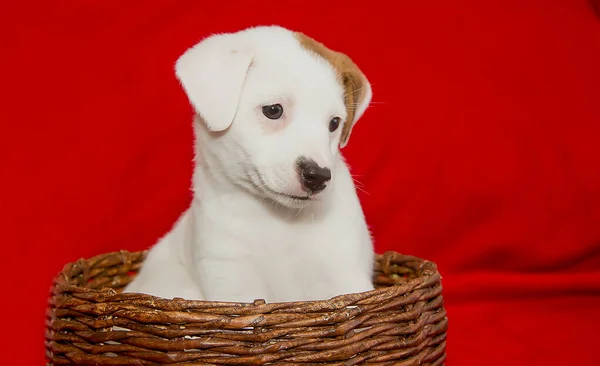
top-left (2, 0), bottom-right (600, 364)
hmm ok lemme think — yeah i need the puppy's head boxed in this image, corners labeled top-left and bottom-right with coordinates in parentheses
top-left (175, 26), bottom-right (372, 208)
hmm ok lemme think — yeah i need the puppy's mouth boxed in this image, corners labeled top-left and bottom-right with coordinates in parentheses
top-left (264, 186), bottom-right (311, 201)
top-left (250, 169), bottom-right (312, 202)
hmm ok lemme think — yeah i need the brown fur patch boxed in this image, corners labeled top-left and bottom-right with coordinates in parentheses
top-left (294, 32), bottom-right (367, 145)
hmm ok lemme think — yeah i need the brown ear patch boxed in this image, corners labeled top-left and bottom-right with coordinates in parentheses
top-left (294, 32), bottom-right (367, 145)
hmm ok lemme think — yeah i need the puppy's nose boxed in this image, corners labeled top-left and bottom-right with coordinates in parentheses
top-left (298, 159), bottom-right (331, 193)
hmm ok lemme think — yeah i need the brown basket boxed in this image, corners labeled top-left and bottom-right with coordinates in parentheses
top-left (45, 250), bottom-right (448, 365)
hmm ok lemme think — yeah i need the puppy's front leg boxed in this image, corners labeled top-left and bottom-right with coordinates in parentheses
top-left (192, 253), bottom-right (269, 303)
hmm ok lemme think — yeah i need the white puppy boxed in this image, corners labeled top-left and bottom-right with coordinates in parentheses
top-left (124, 25), bottom-right (375, 303)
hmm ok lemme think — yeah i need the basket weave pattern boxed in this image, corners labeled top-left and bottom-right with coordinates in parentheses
top-left (46, 251), bottom-right (448, 365)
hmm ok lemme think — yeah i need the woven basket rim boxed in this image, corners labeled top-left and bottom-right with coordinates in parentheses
top-left (51, 250), bottom-right (441, 309)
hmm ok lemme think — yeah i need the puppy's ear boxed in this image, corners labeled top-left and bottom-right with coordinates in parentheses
top-left (294, 32), bottom-right (372, 148)
top-left (175, 34), bottom-right (253, 132)
top-left (339, 69), bottom-right (372, 148)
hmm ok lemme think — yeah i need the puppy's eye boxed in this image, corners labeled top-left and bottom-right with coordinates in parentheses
top-left (262, 104), bottom-right (284, 120)
top-left (329, 117), bottom-right (341, 132)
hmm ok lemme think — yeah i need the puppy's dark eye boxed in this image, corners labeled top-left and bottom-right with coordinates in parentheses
top-left (262, 104), bottom-right (283, 120)
top-left (329, 117), bottom-right (341, 132)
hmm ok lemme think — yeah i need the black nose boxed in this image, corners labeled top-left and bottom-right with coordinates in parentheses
top-left (298, 159), bottom-right (331, 193)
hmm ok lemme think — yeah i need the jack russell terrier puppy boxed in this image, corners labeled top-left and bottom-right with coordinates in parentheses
top-left (124, 25), bottom-right (375, 303)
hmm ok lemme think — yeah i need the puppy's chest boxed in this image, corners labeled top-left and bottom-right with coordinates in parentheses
top-left (246, 223), bottom-right (337, 256)
top-left (225, 220), bottom-right (342, 266)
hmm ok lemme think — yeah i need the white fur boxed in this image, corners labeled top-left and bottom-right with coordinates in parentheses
top-left (123, 25), bottom-right (374, 303)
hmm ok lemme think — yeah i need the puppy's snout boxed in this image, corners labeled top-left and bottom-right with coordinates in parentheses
top-left (297, 158), bottom-right (331, 193)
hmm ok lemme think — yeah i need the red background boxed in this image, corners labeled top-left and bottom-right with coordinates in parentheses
top-left (2, 0), bottom-right (600, 364)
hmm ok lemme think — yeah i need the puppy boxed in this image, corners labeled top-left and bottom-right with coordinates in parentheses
top-left (124, 25), bottom-right (375, 303)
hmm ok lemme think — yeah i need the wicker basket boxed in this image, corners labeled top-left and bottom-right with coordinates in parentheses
top-left (45, 250), bottom-right (448, 365)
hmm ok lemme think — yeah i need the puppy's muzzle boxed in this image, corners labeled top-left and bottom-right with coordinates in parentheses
top-left (297, 158), bottom-right (331, 194)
